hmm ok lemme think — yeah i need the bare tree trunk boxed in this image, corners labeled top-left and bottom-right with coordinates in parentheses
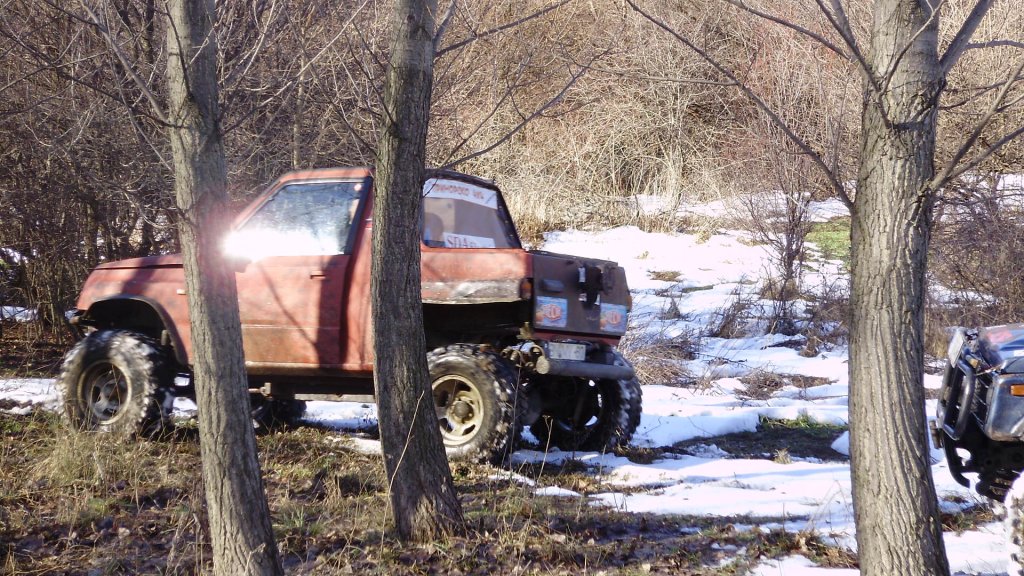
top-left (848, 1), bottom-right (948, 574)
top-left (372, 0), bottom-right (465, 542)
top-left (165, 1), bottom-right (283, 573)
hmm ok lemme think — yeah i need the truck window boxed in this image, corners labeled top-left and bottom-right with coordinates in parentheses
top-left (225, 180), bottom-right (363, 259)
top-left (422, 178), bottom-right (520, 249)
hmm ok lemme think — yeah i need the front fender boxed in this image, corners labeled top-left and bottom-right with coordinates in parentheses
top-left (77, 295), bottom-right (189, 367)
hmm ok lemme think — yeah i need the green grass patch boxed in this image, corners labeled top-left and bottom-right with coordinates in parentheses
top-left (806, 218), bottom-right (851, 264)
top-left (761, 415), bottom-right (847, 435)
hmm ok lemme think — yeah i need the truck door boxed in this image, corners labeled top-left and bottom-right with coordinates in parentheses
top-left (224, 178), bottom-right (366, 372)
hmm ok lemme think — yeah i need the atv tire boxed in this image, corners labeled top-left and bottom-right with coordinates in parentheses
top-left (428, 344), bottom-right (522, 464)
top-left (59, 330), bottom-right (174, 436)
top-left (531, 353), bottom-right (642, 452)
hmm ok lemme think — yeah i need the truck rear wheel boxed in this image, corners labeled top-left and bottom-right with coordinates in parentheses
top-left (428, 345), bottom-right (522, 464)
top-left (59, 330), bottom-right (174, 436)
top-left (531, 354), bottom-right (642, 452)
top-left (250, 396), bottom-right (307, 431)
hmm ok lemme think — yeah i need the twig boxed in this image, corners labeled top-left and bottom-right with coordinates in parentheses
top-left (435, 0), bottom-right (572, 58)
top-left (627, 0), bottom-right (852, 209)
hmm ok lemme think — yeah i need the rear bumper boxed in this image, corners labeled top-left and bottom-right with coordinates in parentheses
top-left (535, 356), bottom-right (635, 380)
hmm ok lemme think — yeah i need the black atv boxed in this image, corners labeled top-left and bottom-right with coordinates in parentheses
top-left (933, 324), bottom-right (1024, 500)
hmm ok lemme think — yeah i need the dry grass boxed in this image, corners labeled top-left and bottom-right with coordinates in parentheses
top-left (737, 371), bottom-right (833, 401)
top-left (619, 327), bottom-right (699, 387)
top-left (0, 409), bottom-right (860, 575)
top-left (704, 286), bottom-right (759, 339)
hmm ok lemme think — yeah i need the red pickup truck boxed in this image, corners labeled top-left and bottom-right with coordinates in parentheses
top-left (60, 168), bottom-right (641, 462)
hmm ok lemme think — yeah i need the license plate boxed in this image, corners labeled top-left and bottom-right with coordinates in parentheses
top-left (947, 328), bottom-right (967, 366)
top-left (549, 342), bottom-right (586, 361)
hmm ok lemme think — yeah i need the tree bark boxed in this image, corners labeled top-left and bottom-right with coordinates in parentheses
top-left (372, 0), bottom-right (465, 541)
top-left (848, 1), bottom-right (948, 574)
top-left (165, 1), bottom-right (283, 573)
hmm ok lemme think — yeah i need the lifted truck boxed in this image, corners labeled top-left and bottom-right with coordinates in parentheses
top-left (60, 168), bottom-right (642, 462)
top-left (935, 324), bottom-right (1024, 499)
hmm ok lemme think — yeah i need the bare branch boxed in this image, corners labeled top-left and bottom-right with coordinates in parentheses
top-left (438, 71), bottom-right (516, 165)
top-left (963, 39), bottom-right (1024, 51)
top-left (583, 66), bottom-right (738, 86)
top-left (723, 0), bottom-right (848, 60)
top-left (78, 0), bottom-right (167, 123)
top-left (0, 20), bottom-right (167, 123)
top-left (220, 0), bottom-right (372, 134)
top-left (441, 50), bottom-right (601, 169)
top-left (435, 0), bottom-right (571, 58)
top-left (941, 72), bottom-right (1024, 111)
top-left (221, 0), bottom-right (282, 91)
top-left (434, 0), bottom-right (458, 52)
top-left (627, 0), bottom-right (852, 208)
top-left (938, 124), bottom-right (1024, 187)
top-left (814, 0), bottom-right (875, 89)
top-left (932, 55), bottom-right (1024, 189)
top-left (940, 0), bottom-right (996, 76)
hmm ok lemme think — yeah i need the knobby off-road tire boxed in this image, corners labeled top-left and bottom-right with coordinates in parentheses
top-left (531, 353), bottom-right (642, 453)
top-left (59, 330), bottom-right (174, 436)
top-left (428, 344), bottom-right (523, 464)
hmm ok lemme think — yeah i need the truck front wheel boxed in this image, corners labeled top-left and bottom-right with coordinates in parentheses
top-left (428, 345), bottom-right (522, 463)
top-left (59, 330), bottom-right (174, 436)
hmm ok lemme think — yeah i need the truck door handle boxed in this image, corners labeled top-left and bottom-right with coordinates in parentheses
top-left (310, 270), bottom-right (325, 278)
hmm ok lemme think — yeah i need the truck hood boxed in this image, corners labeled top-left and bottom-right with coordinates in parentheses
top-left (978, 324), bottom-right (1024, 374)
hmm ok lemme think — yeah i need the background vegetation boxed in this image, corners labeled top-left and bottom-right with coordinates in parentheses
top-left (3, 0), bottom-right (1022, 355)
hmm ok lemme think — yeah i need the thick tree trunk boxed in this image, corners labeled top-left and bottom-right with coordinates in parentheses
top-left (372, 0), bottom-right (465, 541)
top-left (848, 1), bottom-right (948, 574)
top-left (165, 1), bottom-right (283, 574)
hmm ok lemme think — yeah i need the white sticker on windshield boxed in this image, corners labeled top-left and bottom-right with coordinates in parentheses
top-left (443, 233), bottom-right (496, 249)
top-left (424, 178), bottom-right (498, 209)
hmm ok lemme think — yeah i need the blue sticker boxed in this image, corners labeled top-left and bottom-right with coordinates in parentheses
top-left (600, 304), bottom-right (628, 334)
top-left (535, 296), bottom-right (568, 328)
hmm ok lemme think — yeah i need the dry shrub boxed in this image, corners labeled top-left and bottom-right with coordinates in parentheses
top-left (738, 371), bottom-right (833, 401)
top-left (928, 173), bottom-right (1024, 355)
top-left (619, 328), bottom-right (699, 387)
top-left (458, 1), bottom-right (747, 236)
top-left (705, 286), bottom-right (759, 339)
top-left (801, 274), bottom-right (850, 351)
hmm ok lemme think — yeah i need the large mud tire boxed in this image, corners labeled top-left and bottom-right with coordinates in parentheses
top-left (531, 354), bottom-right (642, 452)
top-left (428, 345), bottom-right (522, 464)
top-left (59, 330), bottom-right (174, 436)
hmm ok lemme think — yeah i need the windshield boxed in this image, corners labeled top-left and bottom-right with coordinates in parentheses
top-left (422, 178), bottom-right (520, 249)
top-left (225, 180), bottom-right (364, 259)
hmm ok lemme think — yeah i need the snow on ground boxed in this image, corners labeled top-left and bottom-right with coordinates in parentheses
top-left (0, 306), bottom-right (36, 322)
top-left (0, 220), bottom-right (1010, 575)
top-left (0, 378), bottom-right (58, 412)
